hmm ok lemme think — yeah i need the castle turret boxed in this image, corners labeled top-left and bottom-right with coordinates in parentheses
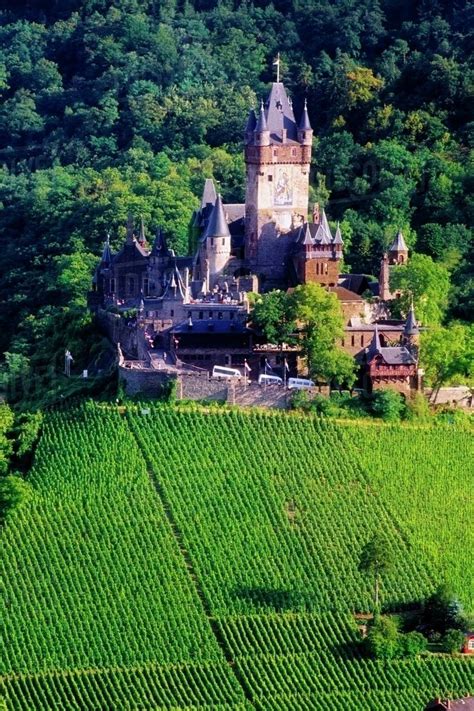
top-left (298, 99), bottom-right (313, 146)
top-left (254, 101), bottom-right (270, 146)
top-left (403, 302), bottom-right (420, 356)
top-left (201, 194), bottom-right (231, 290)
top-left (379, 253), bottom-right (391, 300)
top-left (388, 230), bottom-right (408, 264)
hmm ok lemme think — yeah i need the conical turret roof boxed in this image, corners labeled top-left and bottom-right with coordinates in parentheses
top-left (298, 99), bottom-right (312, 131)
top-left (206, 194), bottom-right (230, 239)
top-left (255, 101), bottom-right (268, 132)
top-left (404, 303), bottom-right (419, 336)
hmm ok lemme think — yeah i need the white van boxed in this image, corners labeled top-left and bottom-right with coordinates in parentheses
top-left (287, 377), bottom-right (315, 390)
top-left (212, 365), bottom-right (242, 380)
top-left (258, 374), bottom-right (283, 386)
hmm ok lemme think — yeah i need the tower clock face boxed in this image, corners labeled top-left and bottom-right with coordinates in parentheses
top-left (274, 168), bottom-right (293, 206)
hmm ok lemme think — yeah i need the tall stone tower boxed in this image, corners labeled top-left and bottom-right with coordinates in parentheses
top-left (244, 81), bottom-right (313, 285)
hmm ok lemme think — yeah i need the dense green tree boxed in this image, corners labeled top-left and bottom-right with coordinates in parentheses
top-left (390, 253), bottom-right (451, 326)
top-left (291, 284), bottom-right (356, 387)
top-left (359, 534), bottom-right (393, 612)
top-left (251, 291), bottom-right (296, 350)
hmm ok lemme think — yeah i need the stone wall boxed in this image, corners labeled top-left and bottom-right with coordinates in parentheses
top-left (119, 364), bottom-right (173, 397)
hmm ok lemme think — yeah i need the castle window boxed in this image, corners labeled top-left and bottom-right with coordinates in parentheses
top-left (268, 175), bottom-right (273, 182)
top-left (316, 263), bottom-right (319, 275)
top-left (199, 311), bottom-right (203, 319)
top-left (351, 335), bottom-right (355, 347)
top-left (209, 311), bottom-right (213, 318)
top-left (291, 148), bottom-right (297, 157)
top-left (170, 309), bottom-right (174, 317)
top-left (361, 335), bottom-right (364, 346)
top-left (218, 312), bottom-right (223, 320)
top-left (222, 238), bottom-right (225, 245)
top-left (143, 277), bottom-right (149, 296)
top-left (230, 312), bottom-right (234, 320)
top-left (211, 238), bottom-right (214, 246)
top-left (187, 311), bottom-right (192, 319)
top-left (110, 278), bottom-right (115, 293)
top-left (273, 149), bottom-right (278, 157)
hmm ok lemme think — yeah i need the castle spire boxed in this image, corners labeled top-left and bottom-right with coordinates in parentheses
top-left (255, 100), bottom-right (268, 132)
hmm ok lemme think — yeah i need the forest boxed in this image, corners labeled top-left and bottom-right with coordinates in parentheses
top-left (0, 0), bottom-right (472, 402)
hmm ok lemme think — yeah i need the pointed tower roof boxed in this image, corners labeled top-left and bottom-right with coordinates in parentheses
top-left (255, 100), bottom-right (268, 132)
top-left (206, 194), bottom-right (230, 239)
top-left (265, 82), bottom-right (297, 140)
top-left (301, 222), bottom-right (313, 245)
top-left (298, 99), bottom-right (312, 131)
top-left (245, 109), bottom-right (257, 133)
top-left (404, 302), bottom-right (419, 336)
top-left (100, 234), bottom-right (113, 267)
top-left (389, 230), bottom-right (408, 253)
top-left (138, 216), bottom-right (146, 244)
top-left (333, 221), bottom-right (343, 245)
top-left (151, 227), bottom-right (169, 257)
top-left (368, 323), bottom-right (382, 357)
top-left (201, 178), bottom-right (217, 209)
top-left (314, 209), bottom-right (333, 245)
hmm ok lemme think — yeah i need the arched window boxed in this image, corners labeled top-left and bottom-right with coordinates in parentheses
top-left (126, 275), bottom-right (136, 296)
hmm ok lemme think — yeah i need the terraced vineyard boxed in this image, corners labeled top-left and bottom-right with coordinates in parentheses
top-left (0, 403), bottom-right (472, 709)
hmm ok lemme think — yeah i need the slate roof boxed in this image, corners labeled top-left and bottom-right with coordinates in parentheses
top-left (426, 698), bottom-right (474, 711)
top-left (255, 102), bottom-right (268, 132)
top-left (404, 304), bottom-right (419, 336)
top-left (367, 325), bottom-right (416, 365)
top-left (150, 228), bottom-right (170, 257)
top-left (265, 82), bottom-right (298, 142)
top-left (206, 194), bottom-right (231, 239)
top-left (100, 235), bottom-right (113, 267)
top-left (171, 319), bottom-right (250, 335)
top-left (298, 99), bottom-right (312, 131)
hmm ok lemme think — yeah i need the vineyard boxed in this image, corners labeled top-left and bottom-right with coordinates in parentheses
top-left (0, 402), bottom-right (473, 709)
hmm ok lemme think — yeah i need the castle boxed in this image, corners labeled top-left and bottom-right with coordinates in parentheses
top-left (89, 74), bottom-right (421, 396)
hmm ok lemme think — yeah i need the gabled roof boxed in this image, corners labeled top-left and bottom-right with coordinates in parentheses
top-left (367, 324), bottom-right (416, 365)
top-left (206, 194), bottom-right (231, 239)
top-left (389, 230), bottom-right (408, 253)
top-left (265, 82), bottom-right (297, 141)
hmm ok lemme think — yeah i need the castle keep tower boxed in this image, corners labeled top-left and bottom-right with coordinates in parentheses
top-left (244, 78), bottom-right (313, 284)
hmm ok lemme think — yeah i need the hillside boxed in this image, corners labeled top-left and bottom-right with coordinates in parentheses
top-left (0, 403), bottom-right (472, 709)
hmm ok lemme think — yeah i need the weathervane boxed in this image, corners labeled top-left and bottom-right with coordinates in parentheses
top-left (273, 52), bottom-right (281, 83)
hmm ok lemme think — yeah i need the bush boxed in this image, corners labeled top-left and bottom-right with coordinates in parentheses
top-left (365, 616), bottom-right (400, 659)
top-left (441, 628), bottom-right (465, 654)
top-left (371, 390), bottom-right (406, 421)
top-left (422, 584), bottom-right (464, 634)
top-left (290, 389), bottom-right (312, 411)
top-left (400, 631), bottom-right (427, 657)
top-left (405, 393), bottom-right (431, 422)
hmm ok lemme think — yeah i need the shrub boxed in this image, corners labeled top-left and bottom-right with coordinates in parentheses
top-left (371, 390), bottom-right (406, 421)
top-left (400, 631), bottom-right (427, 657)
top-left (441, 629), bottom-right (465, 654)
top-left (365, 616), bottom-right (400, 659)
